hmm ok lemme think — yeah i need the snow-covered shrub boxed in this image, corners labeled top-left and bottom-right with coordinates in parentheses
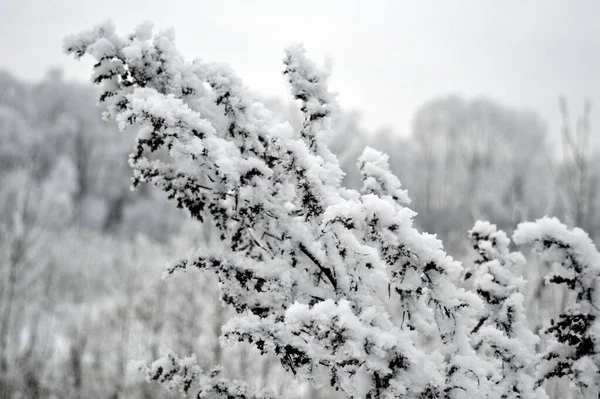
top-left (514, 217), bottom-right (600, 397)
top-left (467, 221), bottom-right (545, 399)
top-left (65, 21), bottom-right (580, 399)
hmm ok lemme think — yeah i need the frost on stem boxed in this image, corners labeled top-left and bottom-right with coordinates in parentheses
top-left (467, 221), bottom-right (546, 399)
top-left (283, 43), bottom-right (337, 159)
top-left (357, 147), bottom-right (410, 206)
top-left (513, 217), bottom-right (600, 396)
top-left (66, 21), bottom-right (491, 399)
top-left (142, 353), bottom-right (274, 399)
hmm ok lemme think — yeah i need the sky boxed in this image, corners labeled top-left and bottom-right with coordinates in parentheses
top-left (1, 0), bottom-right (599, 137)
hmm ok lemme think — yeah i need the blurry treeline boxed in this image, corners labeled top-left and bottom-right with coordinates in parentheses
top-left (0, 70), bottom-right (597, 398)
top-left (301, 94), bottom-right (599, 254)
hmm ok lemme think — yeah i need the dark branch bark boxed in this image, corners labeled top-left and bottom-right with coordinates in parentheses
top-left (298, 242), bottom-right (337, 291)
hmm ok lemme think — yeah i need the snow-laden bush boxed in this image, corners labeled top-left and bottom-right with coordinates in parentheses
top-left (514, 217), bottom-right (600, 397)
top-left (467, 221), bottom-right (546, 399)
top-left (64, 21), bottom-right (600, 399)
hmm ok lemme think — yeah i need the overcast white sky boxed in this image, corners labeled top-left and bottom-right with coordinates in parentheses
top-left (1, 0), bottom-right (599, 137)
